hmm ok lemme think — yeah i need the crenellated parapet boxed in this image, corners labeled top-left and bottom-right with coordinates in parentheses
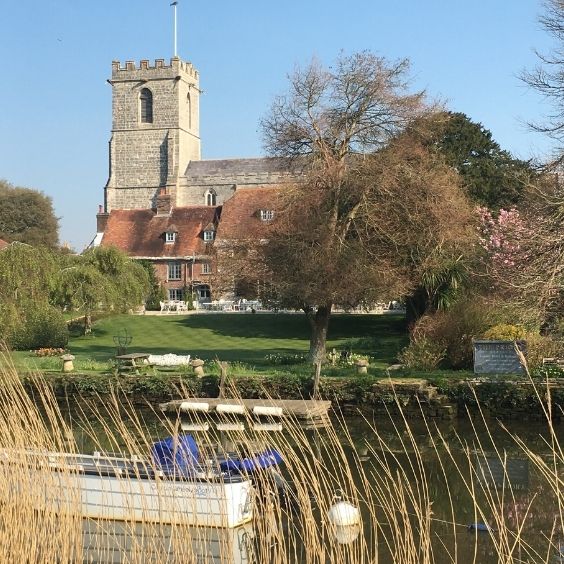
top-left (111, 57), bottom-right (198, 81)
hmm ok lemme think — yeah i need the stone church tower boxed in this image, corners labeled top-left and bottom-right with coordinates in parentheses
top-left (103, 57), bottom-right (200, 213)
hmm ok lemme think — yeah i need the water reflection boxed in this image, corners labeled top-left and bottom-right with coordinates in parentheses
top-left (61, 403), bottom-right (562, 563)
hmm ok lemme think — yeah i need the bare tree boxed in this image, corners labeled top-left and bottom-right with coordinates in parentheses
top-left (217, 53), bottom-right (476, 363)
top-left (522, 0), bottom-right (564, 156)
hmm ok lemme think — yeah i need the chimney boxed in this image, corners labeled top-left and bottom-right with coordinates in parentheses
top-left (155, 188), bottom-right (172, 216)
top-left (96, 204), bottom-right (109, 233)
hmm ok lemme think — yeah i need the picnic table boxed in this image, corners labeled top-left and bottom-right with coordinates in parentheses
top-left (114, 353), bottom-right (153, 375)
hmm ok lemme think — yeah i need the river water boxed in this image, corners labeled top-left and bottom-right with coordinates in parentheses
top-left (62, 402), bottom-right (563, 563)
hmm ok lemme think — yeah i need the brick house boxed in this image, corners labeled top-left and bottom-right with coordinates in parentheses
top-left (0, 239), bottom-right (8, 250)
top-left (94, 56), bottom-right (299, 303)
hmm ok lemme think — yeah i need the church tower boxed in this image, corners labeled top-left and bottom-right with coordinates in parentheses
top-left (103, 57), bottom-right (200, 213)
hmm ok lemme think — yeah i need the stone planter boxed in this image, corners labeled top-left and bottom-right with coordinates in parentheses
top-left (191, 359), bottom-right (205, 377)
top-left (61, 354), bottom-right (75, 373)
top-left (355, 359), bottom-right (369, 374)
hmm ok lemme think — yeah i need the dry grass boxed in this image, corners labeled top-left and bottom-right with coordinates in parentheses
top-left (0, 349), bottom-right (561, 563)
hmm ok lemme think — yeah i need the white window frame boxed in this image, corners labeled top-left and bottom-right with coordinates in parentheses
top-left (260, 209), bottom-right (274, 221)
top-left (168, 262), bottom-right (182, 280)
top-left (169, 289), bottom-right (183, 301)
top-left (202, 263), bottom-right (211, 275)
top-left (165, 232), bottom-right (176, 243)
top-left (203, 230), bottom-right (215, 242)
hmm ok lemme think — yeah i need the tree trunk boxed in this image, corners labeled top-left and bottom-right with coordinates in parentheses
top-left (84, 313), bottom-right (92, 334)
top-left (405, 286), bottom-right (429, 326)
top-left (306, 304), bottom-right (332, 365)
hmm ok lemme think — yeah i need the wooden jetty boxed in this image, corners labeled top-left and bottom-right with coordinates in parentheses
top-left (160, 398), bottom-right (332, 428)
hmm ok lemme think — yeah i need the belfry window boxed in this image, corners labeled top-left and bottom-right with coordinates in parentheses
top-left (140, 88), bottom-right (153, 123)
top-left (205, 189), bottom-right (217, 207)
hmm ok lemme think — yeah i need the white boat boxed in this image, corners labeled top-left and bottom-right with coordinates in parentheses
top-left (0, 435), bottom-right (282, 529)
top-left (82, 519), bottom-right (255, 563)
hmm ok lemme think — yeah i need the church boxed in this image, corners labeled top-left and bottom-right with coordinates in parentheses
top-left (95, 56), bottom-right (297, 306)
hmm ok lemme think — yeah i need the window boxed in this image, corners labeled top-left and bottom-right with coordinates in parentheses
top-left (168, 262), bottom-right (181, 280)
top-left (205, 189), bottom-right (217, 207)
top-left (198, 285), bottom-right (211, 300)
top-left (203, 230), bottom-right (215, 242)
top-left (260, 209), bottom-right (275, 221)
top-left (140, 88), bottom-right (153, 123)
top-left (165, 232), bottom-right (176, 243)
top-left (169, 288), bottom-right (183, 301)
top-left (202, 263), bottom-right (211, 274)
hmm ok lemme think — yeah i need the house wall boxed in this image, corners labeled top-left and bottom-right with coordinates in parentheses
top-left (150, 259), bottom-right (213, 301)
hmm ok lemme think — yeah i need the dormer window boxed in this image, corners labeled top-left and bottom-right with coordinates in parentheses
top-left (203, 230), bottom-right (215, 242)
top-left (164, 225), bottom-right (178, 243)
top-left (260, 210), bottom-right (275, 221)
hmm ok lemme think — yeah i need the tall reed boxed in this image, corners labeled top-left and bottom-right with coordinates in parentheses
top-left (0, 348), bottom-right (561, 563)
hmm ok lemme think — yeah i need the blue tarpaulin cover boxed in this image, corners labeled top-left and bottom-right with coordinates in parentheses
top-left (219, 448), bottom-right (283, 473)
top-left (151, 435), bottom-right (282, 476)
top-left (151, 434), bottom-right (199, 472)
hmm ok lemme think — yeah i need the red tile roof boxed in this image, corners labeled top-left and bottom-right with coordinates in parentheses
top-left (215, 186), bottom-right (281, 241)
top-left (0, 239), bottom-right (8, 250)
top-left (101, 207), bottom-right (219, 258)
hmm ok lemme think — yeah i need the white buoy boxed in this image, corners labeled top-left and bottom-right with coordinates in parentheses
top-left (328, 500), bottom-right (360, 527)
top-left (180, 401), bottom-right (209, 413)
top-left (253, 405), bottom-right (283, 417)
top-left (334, 524), bottom-right (361, 544)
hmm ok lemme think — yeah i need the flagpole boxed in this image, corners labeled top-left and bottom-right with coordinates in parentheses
top-left (171, 2), bottom-right (178, 57)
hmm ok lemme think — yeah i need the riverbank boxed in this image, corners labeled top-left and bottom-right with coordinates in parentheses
top-left (19, 370), bottom-right (564, 422)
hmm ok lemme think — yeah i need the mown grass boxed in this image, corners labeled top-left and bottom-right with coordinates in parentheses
top-left (13, 313), bottom-right (408, 375)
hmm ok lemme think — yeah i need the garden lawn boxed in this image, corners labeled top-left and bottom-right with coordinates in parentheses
top-left (62, 313), bottom-right (407, 370)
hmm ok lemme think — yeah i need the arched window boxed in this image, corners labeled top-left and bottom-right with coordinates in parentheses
top-left (205, 189), bottom-right (217, 206)
top-left (140, 88), bottom-right (153, 123)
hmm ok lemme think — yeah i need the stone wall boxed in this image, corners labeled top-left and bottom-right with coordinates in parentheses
top-left (177, 183), bottom-right (237, 207)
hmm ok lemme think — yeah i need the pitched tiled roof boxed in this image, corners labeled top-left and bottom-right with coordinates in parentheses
top-left (184, 157), bottom-right (303, 186)
top-left (101, 207), bottom-right (219, 258)
top-left (0, 239), bottom-right (8, 250)
top-left (215, 187), bottom-right (281, 241)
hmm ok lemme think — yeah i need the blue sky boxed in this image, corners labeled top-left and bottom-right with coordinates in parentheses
top-left (0, 1), bottom-right (556, 250)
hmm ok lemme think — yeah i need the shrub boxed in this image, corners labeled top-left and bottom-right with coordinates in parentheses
top-left (397, 337), bottom-right (446, 371)
top-left (483, 324), bottom-right (526, 341)
top-left (265, 352), bottom-right (308, 365)
top-left (8, 305), bottom-right (69, 350)
top-left (33, 348), bottom-right (67, 357)
top-left (411, 299), bottom-right (495, 369)
top-left (524, 333), bottom-right (564, 370)
top-left (531, 364), bottom-right (564, 379)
